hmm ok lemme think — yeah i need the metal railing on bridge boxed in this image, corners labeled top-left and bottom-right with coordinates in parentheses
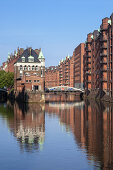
top-left (45, 86), bottom-right (84, 93)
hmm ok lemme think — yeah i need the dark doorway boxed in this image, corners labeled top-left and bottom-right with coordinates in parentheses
top-left (34, 86), bottom-right (38, 91)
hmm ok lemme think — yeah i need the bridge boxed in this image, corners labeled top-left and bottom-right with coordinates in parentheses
top-left (46, 86), bottom-right (84, 93)
top-left (0, 88), bottom-right (7, 102)
top-left (45, 86), bottom-right (84, 102)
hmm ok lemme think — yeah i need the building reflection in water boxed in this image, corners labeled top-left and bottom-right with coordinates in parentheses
top-left (45, 101), bottom-right (113, 169)
top-left (8, 102), bottom-right (45, 152)
top-left (1, 100), bottom-right (113, 168)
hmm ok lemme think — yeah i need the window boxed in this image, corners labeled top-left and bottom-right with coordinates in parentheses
top-left (20, 71), bottom-right (23, 77)
top-left (32, 65), bottom-right (35, 71)
top-left (22, 58), bottom-right (25, 62)
top-left (29, 80), bottom-right (31, 82)
top-left (28, 57), bottom-right (34, 62)
top-left (26, 80), bottom-right (28, 83)
top-left (41, 70), bottom-right (43, 77)
top-left (28, 65), bottom-right (31, 71)
top-left (36, 66), bottom-right (38, 71)
top-left (34, 80), bottom-right (36, 82)
top-left (22, 56), bottom-right (25, 62)
top-left (37, 80), bottom-right (40, 82)
top-left (24, 65), bottom-right (27, 70)
top-left (20, 65), bottom-right (23, 70)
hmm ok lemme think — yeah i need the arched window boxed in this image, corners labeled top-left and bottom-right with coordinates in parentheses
top-left (24, 65), bottom-right (27, 70)
top-left (20, 65), bottom-right (23, 70)
top-left (28, 65), bottom-right (31, 71)
top-left (36, 65), bottom-right (38, 71)
top-left (32, 65), bottom-right (35, 71)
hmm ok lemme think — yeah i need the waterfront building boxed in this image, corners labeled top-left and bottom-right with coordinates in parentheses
top-left (59, 55), bottom-right (72, 87)
top-left (45, 66), bottom-right (59, 88)
top-left (0, 48), bottom-right (24, 72)
top-left (14, 47), bottom-right (45, 92)
top-left (84, 13), bottom-right (113, 98)
top-left (73, 43), bottom-right (85, 89)
top-left (45, 44), bottom-right (85, 89)
top-left (45, 55), bottom-right (72, 88)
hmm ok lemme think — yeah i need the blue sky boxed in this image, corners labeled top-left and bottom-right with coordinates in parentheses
top-left (0, 0), bottom-right (113, 66)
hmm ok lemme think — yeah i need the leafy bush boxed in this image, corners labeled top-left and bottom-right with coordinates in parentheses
top-left (0, 70), bottom-right (14, 89)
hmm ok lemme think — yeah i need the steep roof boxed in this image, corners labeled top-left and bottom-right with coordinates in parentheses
top-left (17, 48), bottom-right (41, 63)
top-left (38, 49), bottom-right (45, 59)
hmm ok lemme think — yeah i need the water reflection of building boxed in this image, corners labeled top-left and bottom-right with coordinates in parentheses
top-left (9, 103), bottom-right (45, 152)
top-left (45, 101), bottom-right (113, 169)
top-left (83, 100), bottom-right (113, 169)
top-left (45, 102), bottom-right (85, 136)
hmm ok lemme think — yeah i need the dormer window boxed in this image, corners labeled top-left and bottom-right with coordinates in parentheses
top-left (22, 56), bottom-right (25, 62)
top-left (28, 56), bottom-right (34, 62)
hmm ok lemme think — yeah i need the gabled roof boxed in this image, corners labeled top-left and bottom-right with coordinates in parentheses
top-left (17, 48), bottom-right (41, 63)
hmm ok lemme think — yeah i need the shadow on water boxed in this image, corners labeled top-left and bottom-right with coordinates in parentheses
top-left (0, 90), bottom-right (7, 102)
top-left (8, 86), bottom-right (29, 104)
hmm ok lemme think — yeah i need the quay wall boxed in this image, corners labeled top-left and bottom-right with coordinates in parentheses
top-left (14, 91), bottom-right (45, 103)
top-left (8, 91), bottom-right (83, 103)
top-left (45, 92), bottom-right (83, 102)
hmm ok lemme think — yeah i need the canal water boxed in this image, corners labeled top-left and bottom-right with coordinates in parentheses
top-left (0, 100), bottom-right (113, 170)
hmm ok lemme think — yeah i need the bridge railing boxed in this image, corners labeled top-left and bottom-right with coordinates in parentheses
top-left (45, 86), bottom-right (84, 93)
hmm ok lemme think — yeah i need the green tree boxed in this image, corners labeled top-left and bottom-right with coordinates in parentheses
top-left (0, 71), bottom-right (14, 89)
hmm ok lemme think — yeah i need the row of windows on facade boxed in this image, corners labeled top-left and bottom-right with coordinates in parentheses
top-left (22, 58), bottom-right (34, 63)
top-left (20, 70), bottom-right (43, 77)
top-left (19, 65), bottom-right (40, 71)
top-left (26, 80), bottom-right (40, 83)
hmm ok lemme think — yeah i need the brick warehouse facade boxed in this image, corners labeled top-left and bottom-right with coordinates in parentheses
top-left (45, 66), bottom-right (59, 88)
top-left (0, 48), bottom-right (24, 72)
top-left (45, 43), bottom-right (85, 89)
top-left (73, 43), bottom-right (85, 89)
top-left (1, 13), bottom-right (113, 101)
top-left (84, 13), bottom-right (113, 99)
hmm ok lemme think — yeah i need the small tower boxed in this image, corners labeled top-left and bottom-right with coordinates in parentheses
top-left (38, 49), bottom-right (45, 63)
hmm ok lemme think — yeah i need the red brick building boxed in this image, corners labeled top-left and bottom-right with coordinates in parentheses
top-left (45, 66), bottom-right (59, 88)
top-left (14, 48), bottom-right (45, 92)
top-left (73, 43), bottom-right (85, 89)
top-left (45, 44), bottom-right (85, 89)
top-left (45, 55), bottom-right (73, 88)
top-left (0, 48), bottom-right (24, 72)
top-left (84, 13), bottom-right (113, 99)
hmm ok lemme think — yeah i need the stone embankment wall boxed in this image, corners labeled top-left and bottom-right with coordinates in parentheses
top-left (45, 92), bottom-right (83, 102)
top-left (15, 91), bottom-right (45, 103)
top-left (8, 91), bottom-right (83, 103)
